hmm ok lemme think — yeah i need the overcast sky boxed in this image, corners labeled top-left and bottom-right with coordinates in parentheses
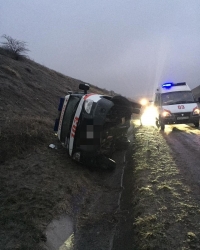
top-left (1, 0), bottom-right (200, 100)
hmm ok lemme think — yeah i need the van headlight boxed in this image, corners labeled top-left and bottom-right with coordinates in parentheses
top-left (193, 107), bottom-right (200, 115)
top-left (162, 110), bottom-right (172, 117)
top-left (84, 99), bottom-right (94, 114)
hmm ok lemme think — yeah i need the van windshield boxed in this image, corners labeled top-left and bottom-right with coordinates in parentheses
top-left (60, 96), bottom-right (81, 143)
top-left (161, 91), bottom-right (195, 105)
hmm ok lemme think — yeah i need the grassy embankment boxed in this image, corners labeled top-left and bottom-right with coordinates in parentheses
top-left (131, 124), bottom-right (200, 249)
top-left (0, 49), bottom-right (109, 249)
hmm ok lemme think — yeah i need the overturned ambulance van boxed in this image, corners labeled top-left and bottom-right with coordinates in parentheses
top-left (154, 82), bottom-right (200, 131)
top-left (54, 83), bottom-right (141, 169)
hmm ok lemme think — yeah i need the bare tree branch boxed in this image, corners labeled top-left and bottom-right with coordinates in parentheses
top-left (1, 34), bottom-right (30, 60)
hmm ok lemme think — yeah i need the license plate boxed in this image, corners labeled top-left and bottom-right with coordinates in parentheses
top-left (177, 116), bottom-right (189, 120)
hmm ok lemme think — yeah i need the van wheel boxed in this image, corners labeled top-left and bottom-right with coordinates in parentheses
top-left (156, 120), bottom-right (159, 128)
top-left (159, 118), bottom-right (165, 131)
top-left (160, 123), bottom-right (165, 131)
top-left (194, 122), bottom-right (199, 128)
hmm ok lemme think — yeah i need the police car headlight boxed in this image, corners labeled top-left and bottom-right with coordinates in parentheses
top-left (84, 99), bottom-right (94, 114)
top-left (193, 107), bottom-right (200, 115)
top-left (162, 110), bottom-right (171, 117)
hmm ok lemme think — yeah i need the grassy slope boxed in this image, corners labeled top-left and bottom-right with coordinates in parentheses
top-left (0, 49), bottom-right (109, 121)
top-left (0, 50), bottom-right (110, 162)
top-left (0, 51), bottom-right (112, 249)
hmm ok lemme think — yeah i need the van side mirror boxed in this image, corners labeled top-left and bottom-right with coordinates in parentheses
top-left (79, 83), bottom-right (90, 94)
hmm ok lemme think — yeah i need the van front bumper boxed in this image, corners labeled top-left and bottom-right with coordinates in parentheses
top-left (162, 113), bottom-right (199, 124)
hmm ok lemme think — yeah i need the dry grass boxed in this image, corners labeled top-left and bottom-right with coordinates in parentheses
top-left (0, 50), bottom-right (119, 249)
top-left (0, 116), bottom-right (53, 163)
top-left (131, 125), bottom-right (200, 250)
top-left (0, 115), bottom-right (99, 249)
top-left (0, 65), bottom-right (21, 78)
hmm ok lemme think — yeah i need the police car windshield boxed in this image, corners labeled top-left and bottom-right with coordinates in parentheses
top-left (161, 91), bottom-right (195, 105)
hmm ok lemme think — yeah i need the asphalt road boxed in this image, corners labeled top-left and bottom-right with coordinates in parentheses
top-left (162, 123), bottom-right (200, 196)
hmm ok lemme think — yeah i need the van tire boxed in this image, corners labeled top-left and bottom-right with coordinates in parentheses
top-left (159, 118), bottom-right (165, 131)
top-left (194, 122), bottom-right (199, 128)
top-left (160, 123), bottom-right (165, 131)
top-left (156, 120), bottom-right (159, 128)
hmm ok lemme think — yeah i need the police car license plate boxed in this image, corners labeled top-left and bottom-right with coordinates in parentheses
top-left (177, 116), bottom-right (189, 120)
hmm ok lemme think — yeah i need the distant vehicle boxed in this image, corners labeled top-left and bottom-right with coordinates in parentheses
top-left (154, 82), bottom-right (200, 131)
top-left (54, 83), bottom-right (141, 169)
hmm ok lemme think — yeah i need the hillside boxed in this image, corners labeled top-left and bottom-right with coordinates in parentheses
top-left (0, 48), bottom-right (113, 162)
top-left (0, 49), bottom-right (121, 249)
top-left (0, 48), bottom-right (111, 125)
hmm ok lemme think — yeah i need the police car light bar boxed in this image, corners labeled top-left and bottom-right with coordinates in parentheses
top-left (162, 82), bottom-right (173, 88)
top-left (162, 82), bottom-right (186, 89)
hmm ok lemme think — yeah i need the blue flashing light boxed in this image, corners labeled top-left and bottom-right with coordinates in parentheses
top-left (162, 82), bottom-right (173, 89)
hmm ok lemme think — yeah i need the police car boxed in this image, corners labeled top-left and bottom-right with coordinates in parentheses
top-left (154, 82), bottom-right (200, 131)
top-left (54, 83), bottom-right (141, 169)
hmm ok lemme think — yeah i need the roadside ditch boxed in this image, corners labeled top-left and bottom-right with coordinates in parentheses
top-left (43, 124), bottom-right (137, 250)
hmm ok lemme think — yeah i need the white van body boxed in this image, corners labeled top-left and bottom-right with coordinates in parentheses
top-left (154, 82), bottom-right (199, 130)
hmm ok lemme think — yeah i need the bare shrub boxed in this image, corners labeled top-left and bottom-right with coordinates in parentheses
top-left (1, 34), bottom-right (29, 60)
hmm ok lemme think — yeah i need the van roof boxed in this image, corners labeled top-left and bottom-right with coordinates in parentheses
top-left (157, 82), bottom-right (191, 94)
